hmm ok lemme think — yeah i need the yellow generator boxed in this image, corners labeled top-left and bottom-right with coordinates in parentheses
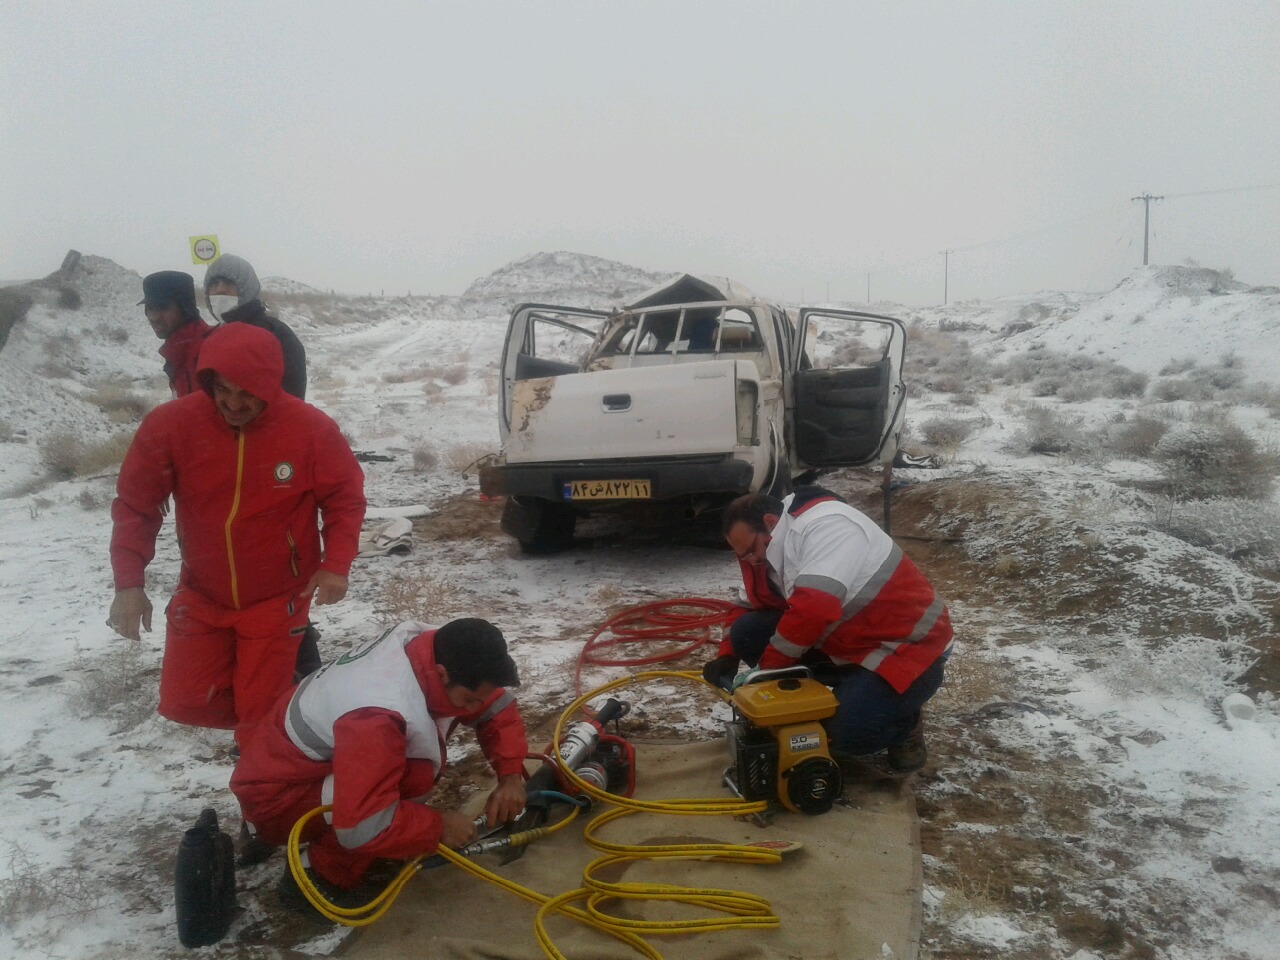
top-left (726, 670), bottom-right (843, 814)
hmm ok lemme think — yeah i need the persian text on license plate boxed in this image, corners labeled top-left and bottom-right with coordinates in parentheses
top-left (564, 479), bottom-right (652, 500)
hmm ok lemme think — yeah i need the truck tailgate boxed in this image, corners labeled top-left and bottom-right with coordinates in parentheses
top-left (505, 360), bottom-right (740, 463)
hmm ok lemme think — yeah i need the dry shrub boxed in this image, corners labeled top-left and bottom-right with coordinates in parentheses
top-left (76, 487), bottom-right (109, 510)
top-left (87, 384), bottom-right (150, 422)
top-left (441, 364), bottom-right (468, 386)
top-left (1105, 414), bottom-right (1170, 458)
top-left (444, 443), bottom-right (496, 476)
top-left (69, 643), bottom-right (156, 732)
top-left (413, 444), bottom-right (439, 473)
top-left (1007, 403), bottom-right (1087, 459)
top-left (423, 382), bottom-right (443, 400)
top-left (311, 370), bottom-right (349, 392)
top-left (991, 555), bottom-right (1023, 578)
top-left (1152, 424), bottom-right (1278, 500)
top-left (382, 366), bottom-right (434, 384)
top-left (36, 359), bottom-right (75, 379)
top-left (0, 419), bottom-right (13, 442)
top-left (1151, 377), bottom-right (1214, 402)
top-left (1150, 497), bottom-right (1280, 575)
top-left (38, 431), bottom-right (132, 480)
top-left (0, 842), bottom-right (104, 924)
top-left (95, 322), bottom-right (129, 344)
top-left (919, 417), bottom-right (978, 449)
top-left (378, 572), bottom-right (463, 623)
top-left (1159, 357), bottom-right (1197, 376)
top-left (56, 285), bottom-right (82, 310)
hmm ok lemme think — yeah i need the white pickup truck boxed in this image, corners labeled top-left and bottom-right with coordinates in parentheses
top-left (479, 275), bottom-right (907, 552)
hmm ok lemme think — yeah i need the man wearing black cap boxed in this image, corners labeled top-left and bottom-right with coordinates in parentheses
top-left (140, 271), bottom-right (211, 397)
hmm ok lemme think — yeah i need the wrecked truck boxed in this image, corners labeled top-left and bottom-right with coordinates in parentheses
top-left (478, 275), bottom-right (907, 553)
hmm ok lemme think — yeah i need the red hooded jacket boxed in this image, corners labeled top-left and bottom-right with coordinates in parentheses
top-left (111, 323), bottom-right (365, 610)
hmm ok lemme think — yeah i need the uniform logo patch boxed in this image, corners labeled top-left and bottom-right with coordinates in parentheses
top-left (274, 462), bottom-right (295, 482)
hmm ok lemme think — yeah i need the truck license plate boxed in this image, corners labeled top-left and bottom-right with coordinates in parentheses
top-left (564, 479), bottom-right (652, 500)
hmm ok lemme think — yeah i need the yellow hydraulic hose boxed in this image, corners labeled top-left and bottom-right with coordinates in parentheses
top-left (286, 671), bottom-right (785, 959)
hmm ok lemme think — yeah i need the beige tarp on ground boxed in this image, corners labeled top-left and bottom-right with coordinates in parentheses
top-left (341, 740), bottom-right (922, 960)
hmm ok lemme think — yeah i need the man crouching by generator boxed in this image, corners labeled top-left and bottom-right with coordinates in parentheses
top-left (230, 618), bottom-right (528, 912)
top-left (707, 487), bottom-right (953, 774)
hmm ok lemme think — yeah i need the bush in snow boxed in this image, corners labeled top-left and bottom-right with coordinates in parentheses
top-left (0, 841), bottom-right (104, 924)
top-left (378, 571), bottom-right (463, 624)
top-left (1102, 414), bottom-right (1171, 459)
top-left (86, 383), bottom-right (151, 423)
top-left (444, 443), bottom-right (495, 477)
top-left (1007, 403), bottom-right (1088, 459)
top-left (1100, 633), bottom-right (1258, 705)
top-left (69, 643), bottom-right (155, 733)
top-left (1151, 423), bottom-right (1278, 500)
top-left (1149, 498), bottom-right (1280, 575)
top-left (1152, 355), bottom-right (1250, 404)
top-left (904, 324), bottom-right (993, 394)
top-left (412, 443), bottom-right (438, 472)
top-left (919, 416), bottom-right (979, 449)
top-left (37, 431), bottom-right (131, 480)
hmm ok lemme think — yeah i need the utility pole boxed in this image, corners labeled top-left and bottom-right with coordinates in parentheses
top-left (941, 250), bottom-right (951, 305)
top-left (866, 272), bottom-right (871, 304)
top-left (1131, 193), bottom-right (1164, 265)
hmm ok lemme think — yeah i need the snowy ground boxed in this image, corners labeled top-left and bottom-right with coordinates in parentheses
top-left (0, 254), bottom-right (1277, 959)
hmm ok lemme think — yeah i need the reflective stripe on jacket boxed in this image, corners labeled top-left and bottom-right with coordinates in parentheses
top-left (758, 492), bottom-right (953, 693)
top-left (231, 623), bottom-right (528, 858)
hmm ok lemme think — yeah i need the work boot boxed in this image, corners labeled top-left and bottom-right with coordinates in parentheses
top-left (276, 863), bottom-right (373, 919)
top-left (236, 821), bottom-right (278, 869)
top-left (293, 624), bottom-right (323, 683)
top-left (886, 712), bottom-right (928, 774)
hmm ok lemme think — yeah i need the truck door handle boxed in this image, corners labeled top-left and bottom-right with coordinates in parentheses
top-left (602, 394), bottom-right (631, 412)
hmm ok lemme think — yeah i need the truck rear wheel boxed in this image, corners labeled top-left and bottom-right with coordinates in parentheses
top-left (501, 497), bottom-right (576, 554)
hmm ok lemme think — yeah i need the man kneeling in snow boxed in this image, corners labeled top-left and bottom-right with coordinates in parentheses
top-left (229, 618), bottom-right (528, 911)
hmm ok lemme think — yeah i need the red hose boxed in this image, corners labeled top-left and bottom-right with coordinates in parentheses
top-left (574, 597), bottom-right (743, 695)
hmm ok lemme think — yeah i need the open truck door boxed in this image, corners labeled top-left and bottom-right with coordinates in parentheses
top-left (791, 309), bottom-right (907, 469)
top-left (497, 304), bottom-right (611, 444)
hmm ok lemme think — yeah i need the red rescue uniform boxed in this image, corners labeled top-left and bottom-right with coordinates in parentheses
top-left (231, 622), bottom-right (528, 889)
top-left (111, 324), bottom-right (365, 730)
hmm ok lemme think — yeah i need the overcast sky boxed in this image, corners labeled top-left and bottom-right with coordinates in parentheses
top-left (3, 1), bottom-right (1278, 305)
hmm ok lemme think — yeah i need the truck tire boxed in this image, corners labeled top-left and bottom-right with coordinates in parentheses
top-left (501, 497), bottom-right (576, 554)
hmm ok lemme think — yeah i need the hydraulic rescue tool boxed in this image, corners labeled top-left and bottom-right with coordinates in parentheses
top-left (722, 667), bottom-right (843, 815)
top-left (501, 696), bottom-right (635, 863)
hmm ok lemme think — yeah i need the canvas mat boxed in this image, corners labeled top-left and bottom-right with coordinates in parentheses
top-left (341, 739), bottom-right (922, 960)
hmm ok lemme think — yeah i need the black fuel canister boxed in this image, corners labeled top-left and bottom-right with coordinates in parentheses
top-left (174, 807), bottom-right (237, 947)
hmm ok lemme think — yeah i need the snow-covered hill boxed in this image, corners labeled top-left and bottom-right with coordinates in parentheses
top-left (0, 249), bottom-right (1277, 960)
top-left (460, 250), bottom-right (671, 309)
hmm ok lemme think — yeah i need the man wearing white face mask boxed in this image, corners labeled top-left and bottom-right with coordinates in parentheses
top-left (203, 254), bottom-right (320, 736)
top-left (203, 254), bottom-right (308, 400)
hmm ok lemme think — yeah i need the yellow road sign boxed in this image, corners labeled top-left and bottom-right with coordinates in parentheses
top-left (189, 235), bottom-right (220, 264)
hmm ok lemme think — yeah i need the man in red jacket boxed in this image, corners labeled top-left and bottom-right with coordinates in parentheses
top-left (139, 270), bottom-right (210, 397)
top-left (229, 618), bottom-right (528, 905)
top-left (705, 486), bottom-right (953, 773)
top-left (108, 323), bottom-right (365, 734)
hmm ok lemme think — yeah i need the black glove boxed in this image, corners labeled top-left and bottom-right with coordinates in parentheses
top-left (702, 655), bottom-right (741, 690)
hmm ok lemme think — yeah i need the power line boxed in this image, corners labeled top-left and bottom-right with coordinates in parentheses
top-left (1161, 180), bottom-right (1280, 200)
